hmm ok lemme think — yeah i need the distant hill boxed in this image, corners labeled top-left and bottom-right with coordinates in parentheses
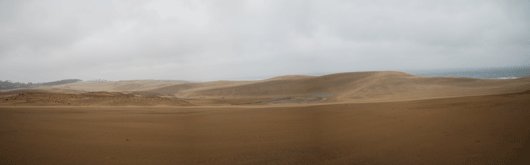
top-left (0, 79), bottom-right (82, 90)
top-left (0, 81), bottom-right (32, 90)
top-left (39, 79), bottom-right (82, 86)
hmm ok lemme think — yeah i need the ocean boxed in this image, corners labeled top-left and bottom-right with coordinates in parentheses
top-left (405, 66), bottom-right (530, 79)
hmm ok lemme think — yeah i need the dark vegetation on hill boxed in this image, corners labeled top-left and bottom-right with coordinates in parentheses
top-left (39, 79), bottom-right (82, 86)
top-left (0, 79), bottom-right (82, 90)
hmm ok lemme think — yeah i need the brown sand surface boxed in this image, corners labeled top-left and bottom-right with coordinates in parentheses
top-left (1, 91), bottom-right (529, 164)
top-left (1, 71), bottom-right (530, 164)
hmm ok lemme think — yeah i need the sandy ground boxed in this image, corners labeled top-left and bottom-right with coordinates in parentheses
top-left (1, 92), bottom-right (529, 164)
top-left (1, 71), bottom-right (530, 164)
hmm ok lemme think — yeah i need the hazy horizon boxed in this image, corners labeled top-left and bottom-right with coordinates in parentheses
top-left (2, 65), bottom-right (529, 84)
top-left (1, 0), bottom-right (529, 83)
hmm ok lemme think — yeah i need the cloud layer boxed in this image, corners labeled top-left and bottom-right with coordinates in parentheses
top-left (1, 0), bottom-right (529, 82)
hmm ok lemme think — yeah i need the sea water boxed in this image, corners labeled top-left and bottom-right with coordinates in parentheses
top-left (405, 66), bottom-right (530, 79)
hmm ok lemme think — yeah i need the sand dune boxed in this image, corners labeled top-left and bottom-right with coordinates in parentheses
top-left (146, 71), bottom-right (530, 103)
top-left (3, 71), bottom-right (528, 105)
top-left (1, 71), bottom-right (530, 164)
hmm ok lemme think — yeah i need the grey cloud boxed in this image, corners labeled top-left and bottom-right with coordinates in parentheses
top-left (0, 0), bottom-right (528, 83)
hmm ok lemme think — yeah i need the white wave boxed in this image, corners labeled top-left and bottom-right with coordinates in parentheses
top-left (496, 77), bottom-right (519, 79)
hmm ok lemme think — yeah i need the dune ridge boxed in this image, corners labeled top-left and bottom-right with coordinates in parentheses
top-left (148, 71), bottom-right (530, 103)
top-left (2, 71), bottom-right (530, 106)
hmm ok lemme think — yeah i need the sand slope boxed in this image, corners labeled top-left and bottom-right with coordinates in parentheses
top-left (148, 71), bottom-right (530, 103)
top-left (1, 91), bottom-right (529, 164)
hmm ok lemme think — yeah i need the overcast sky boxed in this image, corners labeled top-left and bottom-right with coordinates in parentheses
top-left (1, 0), bottom-right (529, 82)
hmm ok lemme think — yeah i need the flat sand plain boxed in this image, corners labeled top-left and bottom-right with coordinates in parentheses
top-left (1, 71), bottom-right (530, 164)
